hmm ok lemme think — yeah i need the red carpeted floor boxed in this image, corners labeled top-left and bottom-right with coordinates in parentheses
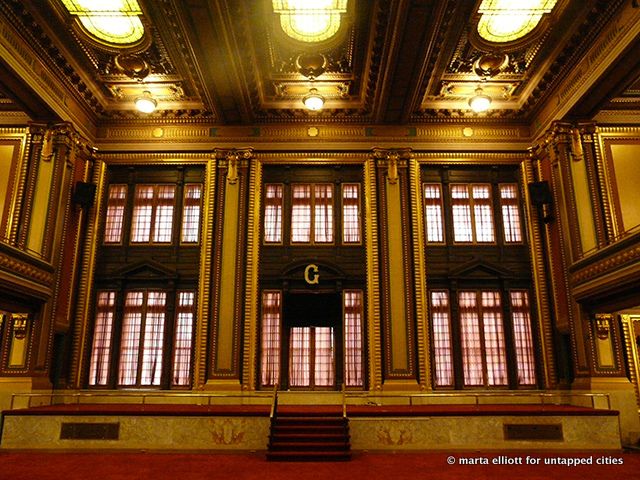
top-left (1, 451), bottom-right (639, 480)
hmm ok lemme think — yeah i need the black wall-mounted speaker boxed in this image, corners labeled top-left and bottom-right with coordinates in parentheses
top-left (72, 181), bottom-right (97, 208)
top-left (528, 181), bottom-right (553, 207)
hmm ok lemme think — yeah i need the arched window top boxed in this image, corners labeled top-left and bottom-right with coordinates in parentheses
top-left (272, 0), bottom-right (348, 43)
top-left (477, 0), bottom-right (558, 43)
top-left (61, 0), bottom-right (145, 46)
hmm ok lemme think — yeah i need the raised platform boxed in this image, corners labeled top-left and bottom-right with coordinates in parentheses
top-left (0, 401), bottom-right (621, 452)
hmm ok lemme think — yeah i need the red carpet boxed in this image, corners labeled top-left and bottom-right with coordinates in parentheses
top-left (267, 410), bottom-right (351, 461)
top-left (0, 451), bottom-right (638, 480)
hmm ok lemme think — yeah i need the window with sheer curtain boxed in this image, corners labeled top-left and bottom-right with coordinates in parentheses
top-left (291, 184), bottom-right (312, 243)
top-left (130, 185), bottom-right (175, 243)
top-left (429, 289), bottom-right (536, 389)
top-left (342, 184), bottom-right (361, 243)
top-left (260, 291), bottom-right (282, 387)
top-left (118, 291), bottom-right (166, 386)
top-left (499, 183), bottom-right (523, 243)
top-left (88, 291), bottom-right (116, 386)
top-left (510, 290), bottom-right (536, 385)
top-left (266, 182), bottom-right (362, 246)
top-left (103, 183), bottom-right (202, 246)
top-left (264, 184), bottom-right (283, 243)
top-left (88, 290), bottom-right (196, 388)
top-left (459, 290), bottom-right (506, 386)
top-left (430, 291), bottom-right (453, 387)
top-left (171, 291), bottom-right (196, 386)
top-left (181, 185), bottom-right (202, 243)
top-left (451, 184), bottom-right (495, 243)
top-left (289, 183), bottom-right (334, 243)
top-left (424, 184), bottom-right (445, 243)
top-left (103, 185), bottom-right (127, 244)
top-left (344, 290), bottom-right (364, 387)
top-left (425, 182), bottom-right (523, 244)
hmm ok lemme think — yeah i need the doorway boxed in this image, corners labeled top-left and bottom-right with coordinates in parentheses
top-left (289, 326), bottom-right (335, 388)
top-left (283, 293), bottom-right (342, 390)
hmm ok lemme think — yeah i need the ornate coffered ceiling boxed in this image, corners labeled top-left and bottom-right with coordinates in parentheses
top-left (0, 0), bottom-right (638, 131)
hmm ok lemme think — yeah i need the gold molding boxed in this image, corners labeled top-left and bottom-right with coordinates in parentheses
top-left (364, 157), bottom-right (382, 390)
top-left (16, 125), bottom-right (45, 250)
top-left (69, 159), bottom-right (106, 387)
top-left (592, 125), bottom-right (617, 242)
top-left (571, 241), bottom-right (640, 293)
top-left (0, 129), bottom-right (28, 243)
top-left (241, 158), bottom-right (261, 391)
top-left (595, 129), bottom-right (640, 240)
top-left (96, 124), bottom-right (532, 146)
top-left (96, 152), bottom-right (211, 165)
top-left (521, 160), bottom-right (557, 388)
top-left (413, 152), bottom-right (528, 164)
top-left (408, 157), bottom-right (430, 390)
top-left (573, 124), bottom-right (607, 251)
top-left (587, 311), bottom-right (624, 376)
top-left (208, 149), bottom-right (252, 380)
top-left (373, 148), bottom-right (416, 379)
top-left (194, 155), bottom-right (217, 387)
top-left (620, 315), bottom-right (640, 411)
top-left (0, 251), bottom-right (53, 300)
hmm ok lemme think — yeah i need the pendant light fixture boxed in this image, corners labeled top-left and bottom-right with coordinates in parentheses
top-left (135, 90), bottom-right (157, 113)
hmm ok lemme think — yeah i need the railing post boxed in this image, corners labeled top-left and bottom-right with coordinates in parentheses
top-left (269, 384), bottom-right (278, 421)
top-left (342, 383), bottom-right (347, 418)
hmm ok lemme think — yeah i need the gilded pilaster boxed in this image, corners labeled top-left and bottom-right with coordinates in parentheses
top-left (207, 148), bottom-right (253, 388)
top-left (620, 315), bottom-right (640, 411)
top-left (241, 157), bottom-right (261, 391)
top-left (591, 126), bottom-right (616, 241)
top-left (521, 159), bottom-right (557, 388)
top-left (408, 157), bottom-right (430, 390)
top-left (16, 123), bottom-right (46, 250)
top-left (364, 157), bottom-right (382, 391)
top-left (576, 122), bottom-right (607, 249)
top-left (69, 159), bottom-right (106, 388)
top-left (0, 127), bottom-right (28, 245)
top-left (194, 155), bottom-right (217, 388)
top-left (372, 148), bottom-right (418, 387)
top-left (530, 136), bottom-right (584, 377)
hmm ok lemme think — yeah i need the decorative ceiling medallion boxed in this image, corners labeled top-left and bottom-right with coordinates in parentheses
top-left (60, 0), bottom-right (146, 47)
top-left (476, 0), bottom-right (558, 44)
top-left (272, 0), bottom-right (348, 43)
top-left (473, 52), bottom-right (510, 78)
top-left (296, 53), bottom-right (327, 80)
top-left (114, 54), bottom-right (150, 80)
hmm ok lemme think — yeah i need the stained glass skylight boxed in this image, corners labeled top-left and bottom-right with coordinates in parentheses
top-left (477, 0), bottom-right (558, 43)
top-left (61, 0), bottom-right (145, 46)
top-left (272, 0), bottom-right (348, 43)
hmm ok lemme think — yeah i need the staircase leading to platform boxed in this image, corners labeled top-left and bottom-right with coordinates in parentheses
top-left (267, 408), bottom-right (351, 461)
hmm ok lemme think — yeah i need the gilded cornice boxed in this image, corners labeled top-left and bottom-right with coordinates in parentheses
top-left (256, 152), bottom-right (368, 163)
top-left (0, 3), bottom-right (97, 138)
top-left (94, 124), bottom-right (532, 149)
top-left (570, 233), bottom-right (640, 294)
top-left (96, 152), bottom-right (212, 165)
top-left (414, 151), bottom-right (528, 164)
top-left (0, 243), bottom-right (54, 297)
top-left (0, 127), bottom-right (28, 136)
top-left (532, 0), bottom-right (634, 137)
top-left (596, 125), bottom-right (640, 137)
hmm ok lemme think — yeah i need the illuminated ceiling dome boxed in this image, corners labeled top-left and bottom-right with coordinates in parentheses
top-left (61, 0), bottom-right (145, 46)
top-left (273, 0), bottom-right (348, 43)
top-left (477, 0), bottom-right (558, 43)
